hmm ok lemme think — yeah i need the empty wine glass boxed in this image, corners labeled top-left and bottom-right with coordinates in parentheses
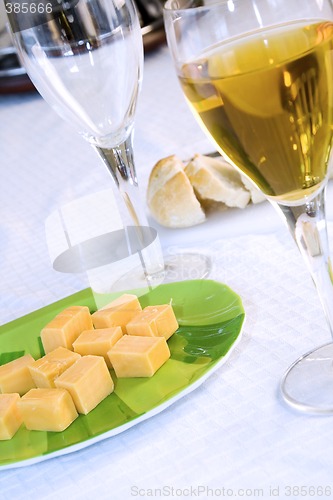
top-left (5, 0), bottom-right (211, 292)
top-left (164, 0), bottom-right (333, 413)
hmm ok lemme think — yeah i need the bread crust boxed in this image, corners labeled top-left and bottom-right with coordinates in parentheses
top-left (185, 154), bottom-right (251, 208)
top-left (147, 155), bottom-right (206, 228)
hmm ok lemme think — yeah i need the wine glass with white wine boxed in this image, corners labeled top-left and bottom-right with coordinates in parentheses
top-left (164, 0), bottom-right (333, 413)
top-left (5, 0), bottom-right (211, 293)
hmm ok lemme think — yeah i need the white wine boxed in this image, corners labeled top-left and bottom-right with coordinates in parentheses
top-left (179, 21), bottom-right (333, 203)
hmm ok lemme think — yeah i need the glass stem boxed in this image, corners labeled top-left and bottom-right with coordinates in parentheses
top-left (274, 184), bottom-right (333, 338)
top-left (94, 131), bottom-right (164, 279)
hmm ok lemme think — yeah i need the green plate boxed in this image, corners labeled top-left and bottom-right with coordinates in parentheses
top-left (0, 279), bottom-right (245, 469)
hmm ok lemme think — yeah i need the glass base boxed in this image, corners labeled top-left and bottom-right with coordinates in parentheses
top-left (280, 342), bottom-right (333, 414)
top-left (111, 252), bottom-right (212, 292)
top-left (163, 252), bottom-right (212, 282)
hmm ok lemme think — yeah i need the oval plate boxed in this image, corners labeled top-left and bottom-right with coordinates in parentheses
top-left (0, 279), bottom-right (245, 469)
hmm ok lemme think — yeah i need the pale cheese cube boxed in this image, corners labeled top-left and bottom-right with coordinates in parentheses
top-left (28, 347), bottom-right (81, 388)
top-left (18, 388), bottom-right (78, 432)
top-left (0, 394), bottom-right (23, 440)
top-left (73, 327), bottom-right (123, 368)
top-left (41, 306), bottom-right (93, 354)
top-left (55, 355), bottom-right (114, 414)
top-left (108, 335), bottom-right (170, 378)
top-left (0, 354), bottom-right (36, 396)
top-left (92, 294), bottom-right (142, 333)
top-left (126, 304), bottom-right (178, 340)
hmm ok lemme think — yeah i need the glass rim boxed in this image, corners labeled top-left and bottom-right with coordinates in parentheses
top-left (164, 0), bottom-right (333, 11)
top-left (164, 0), bottom-right (232, 11)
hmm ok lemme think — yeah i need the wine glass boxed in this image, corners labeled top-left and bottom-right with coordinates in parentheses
top-left (5, 0), bottom-right (211, 293)
top-left (164, 0), bottom-right (333, 414)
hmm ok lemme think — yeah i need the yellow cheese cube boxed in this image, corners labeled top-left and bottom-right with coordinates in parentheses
top-left (72, 327), bottom-right (123, 368)
top-left (41, 306), bottom-right (93, 354)
top-left (108, 335), bottom-right (170, 378)
top-left (0, 354), bottom-right (36, 396)
top-left (28, 347), bottom-right (81, 388)
top-left (18, 388), bottom-right (78, 432)
top-left (92, 294), bottom-right (142, 333)
top-left (126, 304), bottom-right (179, 340)
top-left (55, 355), bottom-right (114, 414)
top-left (0, 394), bottom-right (23, 440)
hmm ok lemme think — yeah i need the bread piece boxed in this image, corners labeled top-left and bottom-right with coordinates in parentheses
top-left (184, 154), bottom-right (251, 209)
top-left (147, 155), bottom-right (205, 228)
top-left (240, 175), bottom-right (266, 204)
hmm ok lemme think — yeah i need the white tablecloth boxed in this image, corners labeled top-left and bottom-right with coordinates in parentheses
top-left (1, 45), bottom-right (333, 500)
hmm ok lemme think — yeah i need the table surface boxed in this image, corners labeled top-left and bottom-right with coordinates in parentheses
top-left (1, 43), bottom-right (333, 500)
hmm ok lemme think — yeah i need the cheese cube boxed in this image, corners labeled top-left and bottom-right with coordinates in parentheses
top-left (126, 304), bottom-right (179, 340)
top-left (0, 354), bottom-right (36, 396)
top-left (108, 335), bottom-right (170, 378)
top-left (18, 388), bottom-right (78, 432)
top-left (72, 327), bottom-right (123, 368)
top-left (28, 347), bottom-right (81, 388)
top-left (92, 294), bottom-right (142, 333)
top-left (55, 355), bottom-right (114, 414)
top-left (41, 306), bottom-right (93, 354)
top-left (0, 394), bottom-right (23, 440)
